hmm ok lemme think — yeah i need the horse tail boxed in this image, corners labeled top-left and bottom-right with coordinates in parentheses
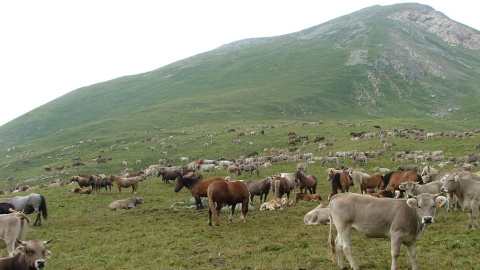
top-left (207, 184), bottom-right (220, 225)
top-left (417, 174), bottom-right (424, 185)
top-left (274, 179), bottom-right (280, 199)
top-left (40, 195), bottom-right (48, 221)
top-left (382, 172), bottom-right (393, 188)
top-left (331, 173), bottom-right (340, 194)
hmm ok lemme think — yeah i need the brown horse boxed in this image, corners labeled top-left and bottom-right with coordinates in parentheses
top-left (207, 180), bottom-right (249, 226)
top-left (382, 171), bottom-right (424, 197)
top-left (271, 176), bottom-right (294, 202)
top-left (360, 173), bottom-right (384, 194)
top-left (174, 177), bottom-right (225, 210)
top-left (109, 174), bottom-right (139, 194)
top-left (327, 169), bottom-right (352, 194)
top-left (158, 170), bottom-right (182, 184)
top-left (294, 170), bottom-right (318, 194)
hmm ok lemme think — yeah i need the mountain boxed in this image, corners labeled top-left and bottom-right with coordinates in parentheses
top-left (1, 3), bottom-right (480, 148)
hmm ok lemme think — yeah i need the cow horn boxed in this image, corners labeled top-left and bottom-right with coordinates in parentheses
top-left (16, 239), bottom-right (26, 245)
top-left (406, 194), bottom-right (417, 199)
top-left (43, 239), bottom-right (53, 245)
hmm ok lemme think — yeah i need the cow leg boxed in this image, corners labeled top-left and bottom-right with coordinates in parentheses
top-left (337, 227), bottom-right (358, 270)
top-left (405, 244), bottom-right (418, 270)
top-left (390, 236), bottom-right (403, 270)
top-left (471, 202), bottom-right (478, 229)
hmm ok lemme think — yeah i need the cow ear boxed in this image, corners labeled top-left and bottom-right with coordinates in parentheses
top-left (435, 196), bottom-right (447, 208)
top-left (44, 250), bottom-right (52, 259)
top-left (406, 198), bottom-right (417, 209)
top-left (16, 246), bottom-right (26, 255)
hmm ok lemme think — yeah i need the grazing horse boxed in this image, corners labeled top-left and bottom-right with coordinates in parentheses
top-left (271, 176), bottom-right (294, 202)
top-left (382, 171), bottom-right (424, 197)
top-left (238, 164), bottom-right (260, 177)
top-left (245, 177), bottom-right (272, 205)
top-left (174, 177), bottom-right (225, 210)
top-left (158, 170), bottom-right (183, 184)
top-left (327, 170), bottom-right (352, 195)
top-left (109, 174), bottom-right (140, 194)
top-left (294, 170), bottom-right (318, 194)
top-left (245, 151), bottom-right (259, 158)
top-left (9, 193), bottom-right (48, 226)
top-left (70, 175), bottom-right (94, 189)
top-left (207, 180), bottom-right (250, 226)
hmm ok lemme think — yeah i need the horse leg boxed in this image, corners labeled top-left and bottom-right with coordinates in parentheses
top-left (229, 204), bottom-right (236, 222)
top-left (195, 197), bottom-right (203, 210)
top-left (34, 211), bottom-right (41, 226)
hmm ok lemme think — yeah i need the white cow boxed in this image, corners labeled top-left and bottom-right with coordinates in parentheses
top-left (0, 212), bottom-right (30, 257)
top-left (441, 172), bottom-right (480, 229)
top-left (303, 203), bottom-right (330, 225)
top-left (329, 192), bottom-right (446, 270)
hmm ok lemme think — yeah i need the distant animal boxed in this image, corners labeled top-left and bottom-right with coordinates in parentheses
top-left (295, 193), bottom-right (322, 203)
top-left (382, 171), bottom-right (424, 196)
top-left (108, 197), bottom-right (144, 211)
top-left (69, 187), bottom-right (92, 195)
top-left (329, 192), bottom-right (446, 270)
top-left (245, 177), bottom-right (272, 205)
top-left (245, 151), bottom-right (258, 158)
top-left (109, 174), bottom-right (140, 194)
top-left (43, 166), bottom-right (51, 172)
top-left (259, 199), bottom-right (283, 211)
top-left (299, 135), bottom-right (309, 140)
top-left (9, 193), bottom-right (48, 227)
top-left (0, 212), bottom-right (30, 257)
top-left (303, 203), bottom-right (330, 225)
top-left (207, 180), bottom-right (249, 226)
top-left (55, 164), bottom-right (64, 171)
top-left (72, 161), bottom-right (86, 167)
top-left (374, 125), bottom-right (381, 129)
top-left (0, 239), bottom-right (52, 269)
top-left (174, 177), bottom-right (225, 210)
top-left (238, 164), bottom-right (260, 177)
top-left (296, 162), bottom-right (308, 172)
top-left (158, 170), bottom-right (183, 184)
top-left (294, 170), bottom-right (318, 194)
top-left (313, 136), bottom-right (325, 142)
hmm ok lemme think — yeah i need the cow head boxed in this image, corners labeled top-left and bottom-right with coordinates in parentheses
top-left (440, 173), bottom-right (458, 193)
top-left (16, 239), bottom-right (52, 269)
top-left (406, 193), bottom-right (447, 224)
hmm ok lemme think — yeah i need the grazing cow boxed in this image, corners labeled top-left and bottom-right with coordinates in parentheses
top-left (0, 239), bottom-right (52, 270)
top-left (441, 172), bottom-right (480, 229)
top-left (303, 203), bottom-right (330, 225)
top-left (397, 165), bottom-right (422, 173)
top-left (0, 212), bottom-right (30, 257)
top-left (245, 177), bottom-right (272, 205)
top-left (108, 197), bottom-right (144, 211)
top-left (329, 192), bottom-right (446, 270)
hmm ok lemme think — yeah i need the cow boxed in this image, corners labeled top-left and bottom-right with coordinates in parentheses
top-left (108, 197), bottom-right (144, 211)
top-left (0, 212), bottom-right (30, 257)
top-left (399, 181), bottom-right (447, 219)
top-left (0, 239), bottom-right (52, 270)
top-left (329, 192), bottom-right (446, 270)
top-left (441, 172), bottom-right (480, 229)
top-left (303, 203), bottom-right (330, 225)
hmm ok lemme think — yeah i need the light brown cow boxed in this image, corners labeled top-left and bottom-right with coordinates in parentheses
top-left (329, 192), bottom-right (446, 270)
top-left (0, 212), bottom-right (30, 257)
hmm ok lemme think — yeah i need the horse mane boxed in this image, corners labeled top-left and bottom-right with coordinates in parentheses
top-left (181, 177), bottom-right (200, 187)
top-left (417, 174), bottom-right (424, 184)
top-left (331, 173), bottom-right (341, 193)
top-left (382, 171), bottom-right (394, 187)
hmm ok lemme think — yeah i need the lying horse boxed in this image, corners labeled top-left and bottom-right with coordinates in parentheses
top-left (174, 177), bottom-right (225, 210)
top-left (9, 193), bottom-right (48, 226)
top-left (294, 170), bottom-right (318, 194)
top-left (245, 177), bottom-right (272, 205)
top-left (295, 193), bottom-right (322, 203)
top-left (109, 174), bottom-right (140, 194)
top-left (207, 180), bottom-right (249, 226)
top-left (238, 164), bottom-right (260, 177)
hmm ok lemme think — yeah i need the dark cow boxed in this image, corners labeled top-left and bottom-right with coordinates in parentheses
top-left (0, 239), bottom-right (52, 270)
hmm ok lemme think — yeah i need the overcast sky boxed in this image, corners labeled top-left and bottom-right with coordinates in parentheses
top-left (1, 0), bottom-right (479, 127)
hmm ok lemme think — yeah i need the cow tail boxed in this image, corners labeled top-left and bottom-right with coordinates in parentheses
top-left (19, 214), bottom-right (30, 241)
top-left (328, 212), bottom-right (337, 264)
top-left (274, 179), bottom-right (280, 199)
top-left (207, 185), bottom-right (220, 225)
top-left (40, 195), bottom-right (48, 221)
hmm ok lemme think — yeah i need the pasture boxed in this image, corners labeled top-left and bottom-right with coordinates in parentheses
top-left (0, 119), bottom-right (479, 269)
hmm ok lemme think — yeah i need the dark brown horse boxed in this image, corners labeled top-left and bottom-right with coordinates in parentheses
top-left (174, 177), bottom-right (225, 210)
top-left (207, 180), bottom-right (249, 226)
top-left (158, 170), bottom-right (182, 184)
top-left (382, 171), bottom-right (423, 197)
top-left (294, 170), bottom-right (318, 194)
top-left (271, 176), bottom-right (294, 202)
top-left (109, 174), bottom-right (140, 194)
top-left (327, 169), bottom-right (352, 195)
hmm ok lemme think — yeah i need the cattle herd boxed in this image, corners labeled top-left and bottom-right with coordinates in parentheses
top-left (2, 124), bottom-right (480, 269)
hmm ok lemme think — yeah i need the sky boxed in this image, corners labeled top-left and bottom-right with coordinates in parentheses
top-left (1, 1), bottom-right (479, 127)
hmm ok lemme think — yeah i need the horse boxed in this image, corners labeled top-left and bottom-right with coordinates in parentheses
top-left (271, 176), bottom-right (294, 202)
top-left (295, 193), bottom-right (322, 203)
top-left (158, 170), bottom-right (183, 184)
top-left (245, 151), bottom-right (259, 158)
top-left (245, 177), bottom-right (272, 205)
top-left (70, 175), bottom-right (94, 189)
top-left (9, 193), bottom-right (48, 226)
top-left (94, 177), bottom-right (113, 193)
top-left (327, 169), bottom-right (352, 195)
top-left (174, 177), bottom-right (225, 210)
top-left (348, 171), bottom-right (383, 194)
top-left (238, 164), bottom-right (260, 177)
top-left (207, 180), bottom-right (249, 226)
top-left (109, 174), bottom-right (140, 194)
top-left (294, 170), bottom-right (318, 194)
top-left (382, 171), bottom-right (424, 197)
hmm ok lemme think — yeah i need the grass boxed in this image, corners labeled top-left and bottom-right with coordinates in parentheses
top-left (0, 119), bottom-right (479, 269)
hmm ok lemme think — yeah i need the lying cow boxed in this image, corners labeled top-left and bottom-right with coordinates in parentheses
top-left (108, 197), bottom-right (144, 211)
top-left (295, 193), bottom-right (322, 203)
top-left (0, 239), bottom-right (52, 270)
top-left (303, 203), bottom-right (330, 225)
top-left (329, 192), bottom-right (446, 270)
top-left (0, 212), bottom-right (31, 257)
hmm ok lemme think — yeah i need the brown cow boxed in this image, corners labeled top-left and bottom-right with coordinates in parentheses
top-left (0, 239), bottom-right (52, 269)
